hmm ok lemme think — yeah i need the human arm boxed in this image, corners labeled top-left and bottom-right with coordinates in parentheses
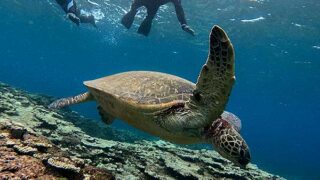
top-left (172, 0), bottom-right (195, 36)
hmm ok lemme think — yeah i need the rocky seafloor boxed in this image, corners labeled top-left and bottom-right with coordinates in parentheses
top-left (0, 82), bottom-right (284, 179)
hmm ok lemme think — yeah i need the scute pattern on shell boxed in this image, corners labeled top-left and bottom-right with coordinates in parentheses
top-left (84, 71), bottom-right (196, 105)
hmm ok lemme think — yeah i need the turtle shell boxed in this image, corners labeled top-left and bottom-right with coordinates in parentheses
top-left (84, 71), bottom-right (195, 105)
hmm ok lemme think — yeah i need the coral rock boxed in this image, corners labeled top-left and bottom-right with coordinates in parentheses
top-left (13, 145), bottom-right (37, 155)
top-left (47, 157), bottom-right (81, 174)
top-left (0, 119), bottom-right (114, 179)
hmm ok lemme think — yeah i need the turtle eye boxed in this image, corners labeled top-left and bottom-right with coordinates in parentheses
top-left (192, 90), bottom-right (202, 101)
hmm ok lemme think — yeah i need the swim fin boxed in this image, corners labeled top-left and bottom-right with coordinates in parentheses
top-left (138, 18), bottom-right (152, 36)
top-left (79, 15), bottom-right (97, 28)
top-left (121, 11), bottom-right (136, 29)
top-left (88, 15), bottom-right (97, 28)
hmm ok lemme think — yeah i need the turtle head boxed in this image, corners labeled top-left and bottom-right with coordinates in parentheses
top-left (204, 112), bottom-right (251, 167)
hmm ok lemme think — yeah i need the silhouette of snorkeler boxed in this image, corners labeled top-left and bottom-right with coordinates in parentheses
top-left (121, 0), bottom-right (195, 36)
top-left (56, 0), bottom-right (97, 27)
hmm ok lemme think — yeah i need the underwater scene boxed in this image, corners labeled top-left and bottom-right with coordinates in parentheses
top-left (0, 0), bottom-right (319, 179)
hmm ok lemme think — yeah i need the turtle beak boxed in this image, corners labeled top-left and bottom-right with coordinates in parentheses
top-left (238, 142), bottom-right (251, 167)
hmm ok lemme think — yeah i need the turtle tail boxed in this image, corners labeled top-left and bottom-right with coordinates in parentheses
top-left (48, 92), bottom-right (94, 109)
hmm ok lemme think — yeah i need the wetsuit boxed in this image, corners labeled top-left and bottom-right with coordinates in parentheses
top-left (56, 0), bottom-right (96, 27)
top-left (121, 0), bottom-right (194, 36)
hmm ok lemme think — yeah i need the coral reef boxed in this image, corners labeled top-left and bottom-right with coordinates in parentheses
top-left (0, 82), bottom-right (284, 179)
top-left (0, 120), bottom-right (114, 179)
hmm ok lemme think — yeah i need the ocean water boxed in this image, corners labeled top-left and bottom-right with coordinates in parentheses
top-left (0, 0), bottom-right (319, 179)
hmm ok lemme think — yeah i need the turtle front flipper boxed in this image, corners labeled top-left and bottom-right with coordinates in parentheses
top-left (191, 25), bottom-right (235, 123)
top-left (98, 106), bottom-right (115, 125)
top-left (48, 92), bottom-right (94, 109)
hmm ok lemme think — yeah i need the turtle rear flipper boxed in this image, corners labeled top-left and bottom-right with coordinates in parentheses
top-left (98, 106), bottom-right (115, 125)
top-left (221, 111), bottom-right (241, 132)
top-left (48, 92), bottom-right (93, 109)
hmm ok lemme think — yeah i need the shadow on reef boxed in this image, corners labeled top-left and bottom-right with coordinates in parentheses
top-left (0, 82), bottom-right (284, 179)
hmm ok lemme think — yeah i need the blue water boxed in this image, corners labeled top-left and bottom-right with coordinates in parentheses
top-left (1, 0), bottom-right (319, 179)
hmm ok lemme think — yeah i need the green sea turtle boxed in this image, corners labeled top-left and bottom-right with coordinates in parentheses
top-left (49, 25), bottom-right (251, 167)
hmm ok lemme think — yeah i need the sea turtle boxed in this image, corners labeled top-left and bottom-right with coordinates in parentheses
top-left (48, 25), bottom-right (251, 167)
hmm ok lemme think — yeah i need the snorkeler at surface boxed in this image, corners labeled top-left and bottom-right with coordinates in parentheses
top-left (121, 0), bottom-right (195, 36)
top-left (56, 0), bottom-right (97, 27)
